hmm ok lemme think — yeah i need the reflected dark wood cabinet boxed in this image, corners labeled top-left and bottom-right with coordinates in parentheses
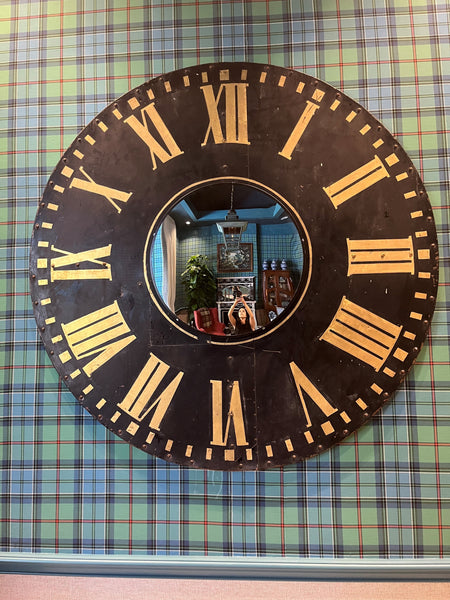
top-left (263, 270), bottom-right (294, 317)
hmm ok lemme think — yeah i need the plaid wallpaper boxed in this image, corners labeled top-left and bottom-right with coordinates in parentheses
top-left (0, 0), bottom-right (449, 559)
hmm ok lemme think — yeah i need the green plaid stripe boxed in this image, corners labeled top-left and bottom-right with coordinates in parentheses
top-left (0, 0), bottom-right (449, 558)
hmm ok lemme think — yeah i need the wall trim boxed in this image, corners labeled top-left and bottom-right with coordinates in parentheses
top-left (1, 553), bottom-right (450, 580)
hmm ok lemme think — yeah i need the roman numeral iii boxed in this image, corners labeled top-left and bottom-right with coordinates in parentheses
top-left (347, 237), bottom-right (415, 275)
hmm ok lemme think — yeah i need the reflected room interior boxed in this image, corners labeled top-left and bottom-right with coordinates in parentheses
top-left (151, 182), bottom-right (304, 335)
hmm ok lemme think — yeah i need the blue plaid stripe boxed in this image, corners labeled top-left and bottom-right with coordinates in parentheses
top-left (0, 0), bottom-right (449, 559)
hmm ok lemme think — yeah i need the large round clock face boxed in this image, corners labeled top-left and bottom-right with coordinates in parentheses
top-left (30, 63), bottom-right (438, 470)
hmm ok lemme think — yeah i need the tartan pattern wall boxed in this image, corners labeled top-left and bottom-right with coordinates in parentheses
top-left (0, 0), bottom-right (449, 558)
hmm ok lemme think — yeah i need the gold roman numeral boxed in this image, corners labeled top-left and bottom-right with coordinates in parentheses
top-left (323, 155), bottom-right (390, 208)
top-left (61, 300), bottom-right (135, 376)
top-left (210, 380), bottom-right (248, 447)
top-left (279, 100), bottom-right (321, 160)
top-left (50, 244), bottom-right (112, 281)
top-left (124, 102), bottom-right (183, 170)
top-left (320, 296), bottom-right (401, 371)
top-left (347, 237), bottom-right (415, 275)
top-left (201, 83), bottom-right (250, 146)
top-left (69, 167), bottom-right (132, 213)
top-left (118, 353), bottom-right (184, 430)
top-left (289, 362), bottom-right (337, 428)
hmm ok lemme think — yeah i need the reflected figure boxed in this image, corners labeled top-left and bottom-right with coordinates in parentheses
top-left (150, 180), bottom-right (305, 337)
top-left (228, 294), bottom-right (256, 334)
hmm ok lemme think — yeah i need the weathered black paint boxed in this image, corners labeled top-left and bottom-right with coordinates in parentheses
top-left (30, 63), bottom-right (438, 470)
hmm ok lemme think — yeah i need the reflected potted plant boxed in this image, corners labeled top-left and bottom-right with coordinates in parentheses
top-left (181, 254), bottom-right (217, 322)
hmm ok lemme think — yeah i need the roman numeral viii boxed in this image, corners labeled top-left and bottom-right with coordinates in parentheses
top-left (320, 296), bottom-right (401, 371)
top-left (61, 301), bottom-right (135, 376)
top-left (118, 353), bottom-right (184, 430)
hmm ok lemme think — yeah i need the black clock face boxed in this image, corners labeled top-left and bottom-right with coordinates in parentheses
top-left (30, 62), bottom-right (438, 470)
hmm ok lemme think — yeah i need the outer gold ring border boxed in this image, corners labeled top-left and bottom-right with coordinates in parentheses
top-left (143, 176), bottom-right (312, 345)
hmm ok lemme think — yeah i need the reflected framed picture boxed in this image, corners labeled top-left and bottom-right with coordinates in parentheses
top-left (217, 243), bottom-right (253, 272)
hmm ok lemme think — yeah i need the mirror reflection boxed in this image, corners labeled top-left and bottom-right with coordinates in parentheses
top-left (151, 181), bottom-right (304, 336)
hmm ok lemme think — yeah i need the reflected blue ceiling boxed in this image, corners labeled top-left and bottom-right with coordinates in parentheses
top-left (168, 182), bottom-right (291, 228)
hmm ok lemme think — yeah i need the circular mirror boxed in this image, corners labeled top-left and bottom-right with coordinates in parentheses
top-left (150, 181), bottom-right (306, 336)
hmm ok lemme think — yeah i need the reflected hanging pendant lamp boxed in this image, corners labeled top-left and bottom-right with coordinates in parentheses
top-left (216, 183), bottom-right (248, 252)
